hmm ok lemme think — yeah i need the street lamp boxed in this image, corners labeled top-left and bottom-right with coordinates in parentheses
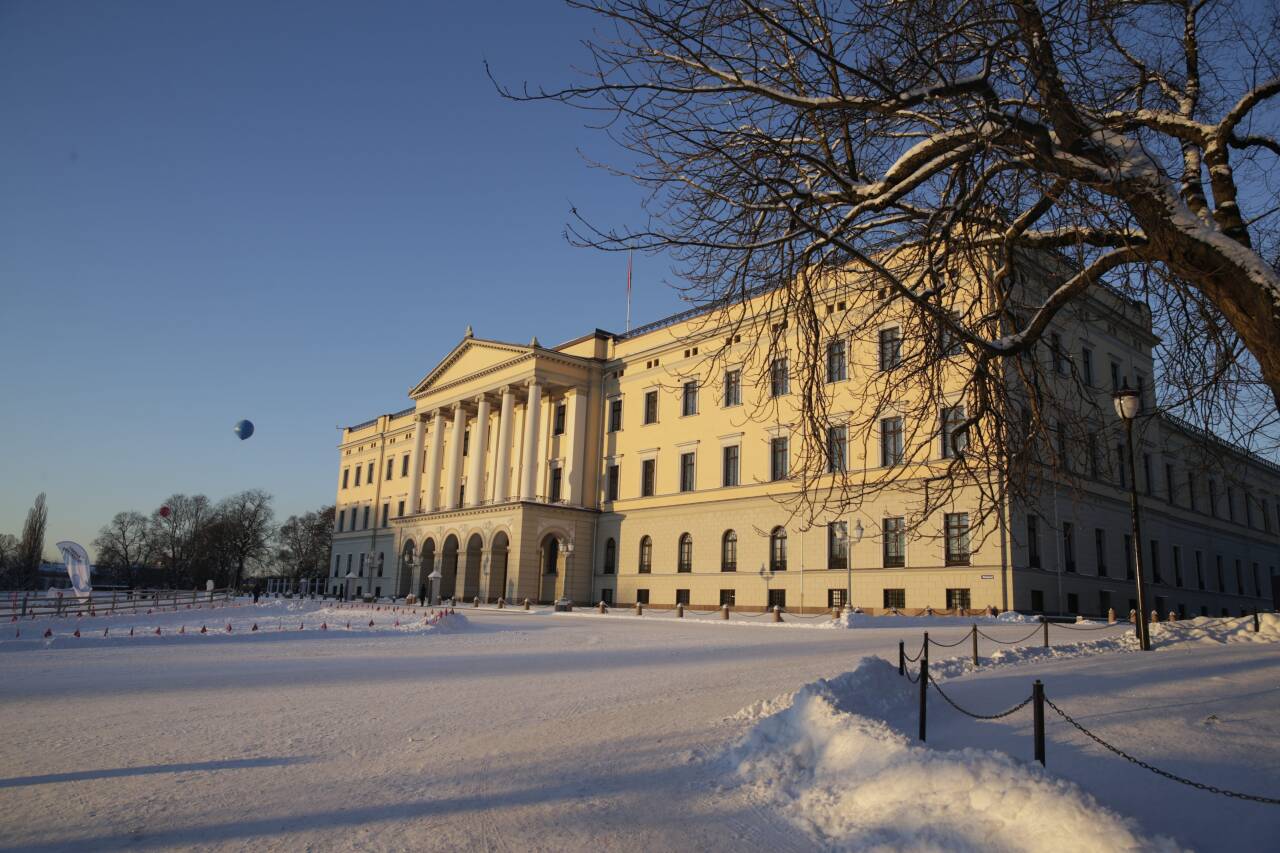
top-left (846, 519), bottom-right (864, 610)
top-left (1113, 382), bottom-right (1151, 651)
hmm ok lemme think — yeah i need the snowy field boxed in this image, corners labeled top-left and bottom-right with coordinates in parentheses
top-left (0, 601), bottom-right (1276, 852)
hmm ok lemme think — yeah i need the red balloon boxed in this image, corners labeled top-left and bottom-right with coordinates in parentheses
top-left (159, 506), bottom-right (171, 518)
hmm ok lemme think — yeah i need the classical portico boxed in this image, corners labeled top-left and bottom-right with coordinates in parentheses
top-left (387, 331), bottom-right (603, 604)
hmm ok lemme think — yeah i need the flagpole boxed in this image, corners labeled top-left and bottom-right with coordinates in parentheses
top-left (626, 249), bottom-right (633, 333)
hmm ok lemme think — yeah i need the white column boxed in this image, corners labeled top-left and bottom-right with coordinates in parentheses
top-left (493, 385), bottom-right (516, 502)
top-left (564, 386), bottom-right (589, 506)
top-left (425, 409), bottom-right (445, 513)
top-left (446, 401), bottom-right (467, 510)
top-left (467, 395), bottom-right (492, 507)
top-left (519, 380), bottom-right (542, 500)
top-left (407, 414), bottom-right (425, 515)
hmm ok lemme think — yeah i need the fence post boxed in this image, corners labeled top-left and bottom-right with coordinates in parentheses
top-left (919, 633), bottom-right (929, 742)
top-left (971, 624), bottom-right (979, 667)
top-left (898, 640), bottom-right (905, 676)
top-left (1033, 680), bottom-right (1045, 766)
top-left (1041, 616), bottom-right (1049, 648)
top-left (1254, 609), bottom-right (1261, 633)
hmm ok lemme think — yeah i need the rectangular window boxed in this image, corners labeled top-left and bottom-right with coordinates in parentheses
top-left (367, 462), bottom-right (374, 483)
top-left (337, 509), bottom-right (345, 532)
top-left (1031, 589), bottom-right (1044, 612)
top-left (1110, 360), bottom-right (1121, 392)
top-left (1216, 554), bottom-right (1224, 591)
top-left (940, 406), bottom-right (966, 458)
top-left (722, 445), bottom-right (740, 487)
top-left (878, 327), bottom-right (902, 371)
top-left (608, 398), bottom-right (623, 432)
top-left (1150, 540), bottom-right (1162, 584)
top-left (679, 452), bottom-right (696, 492)
top-left (682, 381), bottom-right (699, 416)
top-left (1188, 474), bottom-right (1197, 511)
top-left (641, 458), bottom-right (656, 497)
top-left (767, 589), bottom-right (787, 610)
top-left (828, 588), bottom-right (848, 608)
top-left (401, 454), bottom-right (410, 477)
top-left (883, 588), bottom-right (906, 610)
top-left (1209, 480), bottom-right (1219, 517)
top-left (1099, 590), bottom-right (1112, 616)
top-left (549, 468), bottom-right (563, 503)
top-left (675, 589), bottom-right (690, 606)
top-left (643, 390), bottom-right (658, 425)
top-left (1081, 347), bottom-right (1094, 385)
top-left (1027, 514), bottom-right (1040, 568)
top-left (397, 500), bottom-right (404, 518)
top-left (1235, 559), bottom-right (1244, 595)
top-left (386, 458), bottom-right (394, 481)
top-left (945, 513), bottom-right (971, 566)
top-left (724, 369), bottom-right (742, 406)
top-left (1063, 522), bottom-right (1076, 573)
top-left (770, 437), bottom-right (789, 481)
top-left (1088, 433), bottom-right (1100, 479)
top-left (342, 468), bottom-right (350, 489)
top-left (355, 466), bottom-right (362, 487)
top-left (1095, 528), bottom-right (1107, 577)
top-left (606, 464), bottom-right (619, 502)
top-left (770, 358), bottom-right (789, 397)
top-left (636, 588), bottom-right (649, 605)
top-left (826, 339), bottom-right (848, 382)
top-left (1116, 443), bottom-right (1127, 488)
top-left (828, 425), bottom-right (849, 473)
top-left (1136, 372), bottom-right (1148, 411)
top-left (880, 417), bottom-right (903, 466)
top-left (1050, 332), bottom-right (1066, 375)
top-left (358, 553), bottom-right (365, 576)
top-left (1165, 464), bottom-right (1175, 503)
top-left (362, 506), bottom-right (370, 530)
top-left (380, 503), bottom-right (389, 527)
top-left (883, 517), bottom-right (905, 568)
top-left (1173, 545), bottom-right (1183, 587)
top-left (719, 589), bottom-right (736, 607)
top-left (553, 403), bottom-right (566, 436)
top-left (1195, 550), bottom-right (1205, 590)
top-left (1066, 592), bottom-right (1079, 614)
top-left (827, 522), bottom-right (848, 571)
top-left (1227, 486), bottom-right (1236, 522)
top-left (946, 588), bottom-right (971, 611)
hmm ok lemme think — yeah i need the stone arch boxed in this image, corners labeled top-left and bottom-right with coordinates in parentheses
top-left (487, 531), bottom-right (511, 601)
top-left (441, 534), bottom-right (460, 600)
top-left (418, 537), bottom-right (437, 603)
top-left (398, 539), bottom-right (416, 598)
top-left (462, 533), bottom-right (484, 601)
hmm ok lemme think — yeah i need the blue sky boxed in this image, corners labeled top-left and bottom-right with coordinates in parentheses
top-left (0, 1), bottom-right (681, 553)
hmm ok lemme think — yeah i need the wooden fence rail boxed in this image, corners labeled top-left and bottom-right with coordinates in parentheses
top-left (1, 589), bottom-right (236, 619)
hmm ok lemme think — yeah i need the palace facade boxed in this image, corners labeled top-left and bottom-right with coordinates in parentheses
top-left (330, 279), bottom-right (1278, 617)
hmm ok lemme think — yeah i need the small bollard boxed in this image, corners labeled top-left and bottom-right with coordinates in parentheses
top-left (898, 640), bottom-right (905, 676)
top-left (1033, 680), bottom-right (1045, 765)
top-left (598, 600), bottom-right (607, 614)
top-left (497, 597), bottom-right (505, 609)
top-left (721, 604), bottom-right (730, 620)
top-left (1041, 615), bottom-right (1049, 648)
top-left (772, 605), bottom-right (782, 623)
top-left (919, 632), bottom-right (929, 742)
top-left (1107, 607), bottom-right (1116, 624)
top-left (677, 603), bottom-right (684, 618)
top-left (523, 598), bottom-right (530, 611)
top-left (1167, 610), bottom-right (1176, 623)
top-left (971, 625), bottom-right (979, 667)
top-left (1150, 609), bottom-right (1160, 624)
top-left (1254, 609), bottom-right (1261, 632)
top-left (832, 606), bottom-right (840, 620)
top-left (636, 602), bottom-right (643, 616)
top-left (473, 597), bottom-right (480, 608)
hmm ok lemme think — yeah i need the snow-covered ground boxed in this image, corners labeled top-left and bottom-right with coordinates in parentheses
top-left (0, 603), bottom-right (1274, 851)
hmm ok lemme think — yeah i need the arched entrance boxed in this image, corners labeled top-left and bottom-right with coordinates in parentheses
top-left (462, 533), bottom-right (484, 601)
top-left (441, 535), bottom-right (460, 600)
top-left (487, 532), bottom-right (510, 601)
top-left (419, 538), bottom-right (436, 603)
top-left (539, 534), bottom-right (561, 603)
top-left (398, 539), bottom-right (416, 599)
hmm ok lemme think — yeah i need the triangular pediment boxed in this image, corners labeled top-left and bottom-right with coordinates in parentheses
top-left (409, 337), bottom-right (532, 398)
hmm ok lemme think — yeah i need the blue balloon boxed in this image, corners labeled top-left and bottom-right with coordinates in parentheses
top-left (234, 419), bottom-right (255, 441)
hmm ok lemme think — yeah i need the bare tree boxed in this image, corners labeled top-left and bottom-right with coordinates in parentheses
top-left (277, 505), bottom-right (334, 581)
top-left (149, 494), bottom-right (213, 585)
top-left (93, 511), bottom-right (152, 587)
top-left (496, 0), bottom-right (1280, 531)
top-left (12, 493), bottom-right (48, 589)
top-left (217, 490), bottom-right (275, 589)
top-left (0, 532), bottom-right (19, 584)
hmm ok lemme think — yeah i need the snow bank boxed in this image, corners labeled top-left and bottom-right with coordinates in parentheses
top-left (727, 657), bottom-right (1181, 852)
top-left (821, 610), bottom-right (1044, 629)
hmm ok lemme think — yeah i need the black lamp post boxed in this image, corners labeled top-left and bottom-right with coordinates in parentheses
top-left (1113, 382), bottom-right (1151, 651)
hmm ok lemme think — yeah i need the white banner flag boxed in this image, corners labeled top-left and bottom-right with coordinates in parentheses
top-left (56, 541), bottom-right (92, 598)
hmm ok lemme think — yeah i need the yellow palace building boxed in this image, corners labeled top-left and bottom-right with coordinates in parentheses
top-left (330, 285), bottom-right (1277, 617)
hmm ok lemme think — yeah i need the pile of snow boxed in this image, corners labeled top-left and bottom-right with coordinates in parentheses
top-left (726, 657), bottom-right (1180, 851)
top-left (822, 609), bottom-right (1044, 629)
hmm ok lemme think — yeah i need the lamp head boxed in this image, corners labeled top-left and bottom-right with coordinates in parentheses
top-left (1113, 382), bottom-right (1141, 421)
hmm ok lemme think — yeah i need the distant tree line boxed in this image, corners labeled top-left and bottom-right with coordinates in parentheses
top-left (0, 490), bottom-right (333, 590)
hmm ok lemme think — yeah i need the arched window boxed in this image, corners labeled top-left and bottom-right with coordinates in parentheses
top-left (678, 533), bottom-right (693, 572)
top-left (721, 530), bottom-right (738, 572)
top-left (638, 536), bottom-right (652, 574)
top-left (770, 527), bottom-right (788, 571)
top-left (603, 538), bottom-right (617, 575)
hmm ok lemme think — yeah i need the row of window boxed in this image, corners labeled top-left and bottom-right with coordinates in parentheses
top-left (331, 551), bottom-right (385, 578)
top-left (625, 586), bottom-right (968, 611)
top-left (602, 515), bottom-right (972, 575)
top-left (335, 499), bottom-right (408, 532)
top-left (1025, 514), bottom-right (1270, 597)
